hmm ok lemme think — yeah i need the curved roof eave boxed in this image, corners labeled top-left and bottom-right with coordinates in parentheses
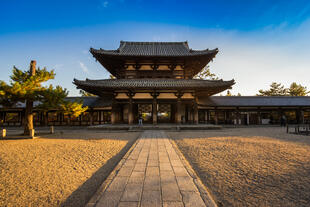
top-left (90, 47), bottom-right (218, 58)
top-left (73, 78), bottom-right (235, 91)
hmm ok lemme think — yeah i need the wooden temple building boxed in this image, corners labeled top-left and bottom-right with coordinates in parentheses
top-left (1, 41), bottom-right (310, 126)
top-left (74, 41), bottom-right (235, 125)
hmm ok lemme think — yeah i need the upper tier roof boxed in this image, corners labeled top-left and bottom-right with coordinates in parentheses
top-left (90, 41), bottom-right (218, 57)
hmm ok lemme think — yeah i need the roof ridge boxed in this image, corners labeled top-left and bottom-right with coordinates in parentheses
top-left (120, 41), bottom-right (188, 45)
top-left (118, 41), bottom-right (127, 52)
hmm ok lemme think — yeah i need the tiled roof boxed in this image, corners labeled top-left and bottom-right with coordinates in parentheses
top-left (64, 97), bottom-right (112, 108)
top-left (90, 41), bottom-right (218, 57)
top-left (73, 78), bottom-right (235, 90)
top-left (198, 96), bottom-right (310, 107)
top-left (1, 97), bottom-right (111, 109)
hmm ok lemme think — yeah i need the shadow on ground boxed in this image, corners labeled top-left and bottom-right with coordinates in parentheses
top-left (60, 133), bottom-right (139, 207)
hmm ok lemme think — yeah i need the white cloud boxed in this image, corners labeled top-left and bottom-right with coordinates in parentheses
top-left (102, 1), bottom-right (108, 8)
top-left (53, 64), bottom-right (63, 69)
top-left (79, 61), bottom-right (89, 74)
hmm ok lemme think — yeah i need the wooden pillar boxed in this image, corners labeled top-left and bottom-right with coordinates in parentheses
top-left (111, 106), bottom-right (117, 124)
top-left (99, 111), bottom-right (102, 124)
top-left (193, 94), bottom-right (198, 124)
top-left (89, 109), bottom-right (94, 126)
top-left (279, 108), bottom-right (283, 125)
top-left (151, 92), bottom-right (159, 125)
top-left (236, 107), bottom-right (240, 125)
top-left (257, 107), bottom-right (261, 125)
top-left (187, 105), bottom-right (192, 123)
top-left (296, 108), bottom-right (303, 124)
top-left (19, 111), bottom-right (22, 126)
top-left (214, 108), bottom-right (218, 125)
top-left (175, 92), bottom-right (183, 124)
top-left (111, 94), bottom-right (117, 124)
top-left (127, 92), bottom-right (135, 125)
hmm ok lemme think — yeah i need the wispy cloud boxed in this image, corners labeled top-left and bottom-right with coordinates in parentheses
top-left (79, 61), bottom-right (89, 74)
top-left (102, 1), bottom-right (109, 8)
top-left (116, 21), bottom-right (310, 95)
top-left (53, 64), bottom-right (64, 69)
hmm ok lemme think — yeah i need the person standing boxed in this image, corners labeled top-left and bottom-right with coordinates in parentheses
top-left (138, 114), bottom-right (143, 126)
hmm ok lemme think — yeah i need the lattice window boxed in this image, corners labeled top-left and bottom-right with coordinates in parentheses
top-left (158, 104), bottom-right (171, 113)
top-left (138, 104), bottom-right (152, 114)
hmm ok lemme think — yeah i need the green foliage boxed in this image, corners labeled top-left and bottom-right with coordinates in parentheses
top-left (258, 82), bottom-right (309, 96)
top-left (0, 63), bottom-right (88, 125)
top-left (79, 89), bottom-right (96, 97)
top-left (38, 85), bottom-right (69, 111)
top-left (61, 100), bottom-right (88, 118)
top-left (193, 66), bottom-right (219, 80)
top-left (225, 90), bottom-right (241, 96)
top-left (226, 90), bottom-right (232, 96)
top-left (257, 82), bottom-right (288, 96)
top-left (0, 66), bottom-right (56, 104)
top-left (288, 82), bottom-right (309, 96)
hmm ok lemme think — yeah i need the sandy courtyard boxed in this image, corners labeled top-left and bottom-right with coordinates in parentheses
top-left (168, 127), bottom-right (310, 207)
top-left (0, 129), bottom-right (139, 207)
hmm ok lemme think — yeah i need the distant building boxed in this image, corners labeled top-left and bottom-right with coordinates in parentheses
top-left (1, 41), bottom-right (310, 126)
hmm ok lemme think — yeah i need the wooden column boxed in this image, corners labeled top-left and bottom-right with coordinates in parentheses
top-left (111, 94), bottom-right (117, 124)
top-left (151, 92), bottom-right (159, 125)
top-left (187, 105), bottom-right (192, 123)
top-left (175, 92), bottom-right (183, 124)
top-left (89, 109), bottom-right (94, 126)
top-left (279, 108), bottom-right (284, 125)
top-left (236, 107), bottom-right (240, 125)
top-left (127, 92), bottom-right (135, 125)
top-left (193, 93), bottom-right (198, 124)
top-left (214, 107), bottom-right (218, 125)
top-left (257, 107), bottom-right (261, 125)
top-left (296, 108), bottom-right (303, 124)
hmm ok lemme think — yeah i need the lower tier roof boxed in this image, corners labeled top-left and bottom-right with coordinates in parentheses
top-left (73, 78), bottom-right (235, 96)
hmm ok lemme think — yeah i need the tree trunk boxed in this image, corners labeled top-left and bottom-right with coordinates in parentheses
top-left (24, 100), bottom-right (34, 135)
top-left (23, 60), bottom-right (36, 135)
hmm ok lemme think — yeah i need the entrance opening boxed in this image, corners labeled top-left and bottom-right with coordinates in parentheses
top-left (138, 104), bottom-right (152, 123)
top-left (158, 104), bottom-right (171, 123)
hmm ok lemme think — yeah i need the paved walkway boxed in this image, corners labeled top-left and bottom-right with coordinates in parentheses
top-left (92, 130), bottom-right (213, 207)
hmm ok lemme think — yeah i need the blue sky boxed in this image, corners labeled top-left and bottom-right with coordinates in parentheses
top-left (1, 0), bottom-right (310, 95)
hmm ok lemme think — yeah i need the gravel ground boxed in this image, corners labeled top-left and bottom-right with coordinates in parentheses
top-left (168, 127), bottom-right (310, 207)
top-left (0, 129), bottom-right (140, 207)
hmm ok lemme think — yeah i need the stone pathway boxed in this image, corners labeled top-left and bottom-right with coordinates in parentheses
top-left (91, 130), bottom-right (214, 207)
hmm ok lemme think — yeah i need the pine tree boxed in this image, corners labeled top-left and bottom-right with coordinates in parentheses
top-left (0, 61), bottom-right (88, 135)
top-left (79, 89), bottom-right (96, 97)
top-left (226, 90), bottom-right (232, 96)
top-left (257, 82), bottom-right (288, 96)
top-left (193, 66), bottom-right (219, 80)
top-left (288, 82), bottom-right (309, 96)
